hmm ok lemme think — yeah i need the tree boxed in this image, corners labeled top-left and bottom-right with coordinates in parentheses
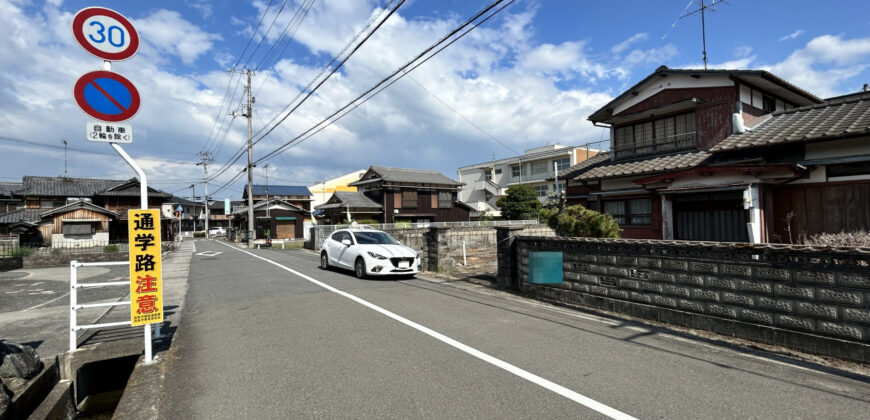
top-left (496, 185), bottom-right (542, 220)
top-left (539, 205), bottom-right (620, 238)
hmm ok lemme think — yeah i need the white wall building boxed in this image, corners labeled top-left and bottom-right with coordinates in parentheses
top-left (457, 144), bottom-right (601, 217)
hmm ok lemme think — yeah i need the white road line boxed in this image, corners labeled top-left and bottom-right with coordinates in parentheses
top-left (217, 241), bottom-right (636, 420)
top-left (23, 291), bottom-right (70, 311)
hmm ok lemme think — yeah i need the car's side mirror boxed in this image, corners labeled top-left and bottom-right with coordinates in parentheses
top-left (341, 239), bottom-right (352, 246)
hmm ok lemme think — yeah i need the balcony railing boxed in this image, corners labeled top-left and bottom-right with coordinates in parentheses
top-left (613, 132), bottom-right (696, 160)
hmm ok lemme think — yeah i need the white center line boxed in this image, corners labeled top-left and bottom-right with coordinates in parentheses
top-left (217, 241), bottom-right (637, 420)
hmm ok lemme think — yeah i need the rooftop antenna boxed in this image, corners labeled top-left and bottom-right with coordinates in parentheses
top-left (680, 0), bottom-right (727, 70)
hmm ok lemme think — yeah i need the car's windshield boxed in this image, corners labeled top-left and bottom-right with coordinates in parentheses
top-left (352, 231), bottom-right (399, 245)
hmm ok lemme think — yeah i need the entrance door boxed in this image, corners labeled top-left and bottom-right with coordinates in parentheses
top-left (276, 217), bottom-right (296, 239)
top-left (673, 191), bottom-right (749, 242)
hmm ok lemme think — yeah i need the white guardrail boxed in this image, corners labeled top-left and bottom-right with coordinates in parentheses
top-left (69, 260), bottom-right (160, 353)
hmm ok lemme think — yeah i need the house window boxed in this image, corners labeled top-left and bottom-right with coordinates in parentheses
top-left (613, 112), bottom-right (695, 159)
top-left (63, 222), bottom-right (95, 235)
top-left (531, 161), bottom-right (548, 176)
top-left (438, 192), bottom-right (452, 208)
top-left (533, 185), bottom-right (548, 198)
top-left (484, 169), bottom-right (492, 181)
top-left (402, 190), bottom-right (418, 208)
top-left (603, 198), bottom-right (652, 225)
top-left (553, 157), bottom-right (570, 172)
top-left (511, 165), bottom-right (520, 178)
top-left (494, 168), bottom-right (502, 175)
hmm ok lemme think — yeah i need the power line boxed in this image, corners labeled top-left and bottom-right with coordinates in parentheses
top-left (0, 136), bottom-right (194, 166)
top-left (253, 0), bottom-right (316, 71)
top-left (253, 0), bottom-right (514, 165)
top-left (240, 0), bottom-right (291, 70)
top-left (205, 0), bottom-right (403, 184)
top-left (234, 0), bottom-right (277, 70)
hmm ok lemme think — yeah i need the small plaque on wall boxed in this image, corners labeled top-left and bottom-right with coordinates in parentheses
top-left (529, 252), bottom-right (563, 284)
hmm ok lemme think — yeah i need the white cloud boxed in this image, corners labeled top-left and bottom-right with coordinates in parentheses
top-left (734, 45), bottom-right (753, 58)
top-left (778, 29), bottom-right (804, 42)
top-left (764, 34), bottom-right (870, 97)
top-left (612, 33), bottom-right (648, 54)
top-left (133, 10), bottom-right (222, 65)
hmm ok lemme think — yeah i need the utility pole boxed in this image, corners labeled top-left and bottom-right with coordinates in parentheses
top-left (189, 184), bottom-right (197, 232)
top-left (196, 151), bottom-right (214, 237)
top-left (62, 139), bottom-right (68, 177)
top-left (244, 70), bottom-right (255, 247)
top-left (264, 163), bottom-right (270, 220)
top-left (680, 0), bottom-right (725, 70)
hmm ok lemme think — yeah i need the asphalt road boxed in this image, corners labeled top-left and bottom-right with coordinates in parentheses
top-left (0, 264), bottom-right (130, 357)
top-left (159, 239), bottom-right (870, 419)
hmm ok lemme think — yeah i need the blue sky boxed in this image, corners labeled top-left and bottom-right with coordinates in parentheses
top-left (2, 0), bottom-right (869, 200)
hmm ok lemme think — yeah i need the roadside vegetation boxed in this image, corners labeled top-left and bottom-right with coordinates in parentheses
top-left (539, 205), bottom-right (620, 238)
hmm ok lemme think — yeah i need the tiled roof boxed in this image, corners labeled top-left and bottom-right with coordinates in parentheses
top-left (0, 182), bottom-right (22, 196)
top-left (16, 176), bottom-right (169, 198)
top-left (251, 185), bottom-right (311, 196)
top-left (712, 91), bottom-right (870, 152)
top-left (575, 151), bottom-right (711, 181)
top-left (554, 152), bottom-right (611, 180)
top-left (166, 195), bottom-right (200, 206)
top-left (316, 191), bottom-right (382, 210)
top-left (351, 166), bottom-right (462, 187)
top-left (0, 208), bottom-right (44, 224)
top-left (40, 200), bottom-right (118, 218)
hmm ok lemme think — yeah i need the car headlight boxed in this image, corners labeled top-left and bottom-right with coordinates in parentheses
top-left (367, 251), bottom-right (388, 260)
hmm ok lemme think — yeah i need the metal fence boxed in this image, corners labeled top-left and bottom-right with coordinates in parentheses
top-left (0, 240), bottom-right (130, 257)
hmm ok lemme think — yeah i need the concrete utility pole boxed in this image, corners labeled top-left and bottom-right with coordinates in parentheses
top-left (196, 151), bottom-right (214, 237)
top-left (189, 184), bottom-right (197, 231)
top-left (244, 69), bottom-right (255, 247)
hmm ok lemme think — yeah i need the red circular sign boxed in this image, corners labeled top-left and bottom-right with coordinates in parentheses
top-left (72, 7), bottom-right (140, 61)
top-left (73, 71), bottom-right (141, 122)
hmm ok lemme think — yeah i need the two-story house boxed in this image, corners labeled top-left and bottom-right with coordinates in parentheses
top-left (316, 166), bottom-right (471, 224)
top-left (562, 66), bottom-right (823, 241)
top-left (457, 144), bottom-right (601, 218)
top-left (243, 185), bottom-right (312, 212)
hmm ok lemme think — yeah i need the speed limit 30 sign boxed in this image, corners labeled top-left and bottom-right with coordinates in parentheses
top-left (72, 7), bottom-right (140, 61)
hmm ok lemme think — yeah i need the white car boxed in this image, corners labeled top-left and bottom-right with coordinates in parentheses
top-left (208, 227), bottom-right (226, 236)
top-left (320, 228), bottom-right (420, 278)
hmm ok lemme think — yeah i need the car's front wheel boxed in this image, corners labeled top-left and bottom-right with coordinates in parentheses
top-left (320, 252), bottom-right (330, 270)
top-left (354, 258), bottom-right (366, 279)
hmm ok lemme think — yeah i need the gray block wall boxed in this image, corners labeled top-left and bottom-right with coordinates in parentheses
top-left (508, 236), bottom-right (870, 363)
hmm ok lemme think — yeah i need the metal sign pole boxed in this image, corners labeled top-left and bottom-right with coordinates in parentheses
top-left (110, 141), bottom-right (154, 363)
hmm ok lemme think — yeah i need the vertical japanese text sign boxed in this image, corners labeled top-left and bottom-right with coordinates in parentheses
top-left (128, 209), bottom-right (163, 326)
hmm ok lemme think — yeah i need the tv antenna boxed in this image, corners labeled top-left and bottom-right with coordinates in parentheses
top-left (680, 0), bottom-right (727, 69)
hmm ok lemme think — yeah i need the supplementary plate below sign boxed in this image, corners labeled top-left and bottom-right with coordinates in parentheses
top-left (74, 71), bottom-right (140, 122)
top-left (86, 122), bottom-right (132, 143)
top-left (128, 209), bottom-right (163, 327)
top-left (72, 7), bottom-right (140, 61)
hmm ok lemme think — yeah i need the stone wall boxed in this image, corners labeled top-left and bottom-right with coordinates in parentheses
top-left (504, 236), bottom-right (870, 363)
top-left (0, 257), bottom-right (23, 271)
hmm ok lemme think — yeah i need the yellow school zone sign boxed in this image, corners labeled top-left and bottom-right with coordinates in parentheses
top-left (128, 209), bottom-right (163, 327)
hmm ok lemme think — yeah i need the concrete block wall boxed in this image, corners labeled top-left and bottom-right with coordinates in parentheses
top-left (511, 236), bottom-right (870, 363)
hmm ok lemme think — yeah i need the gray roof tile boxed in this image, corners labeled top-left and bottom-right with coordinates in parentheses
top-left (351, 166), bottom-right (461, 187)
top-left (713, 92), bottom-right (870, 152)
top-left (575, 151), bottom-right (710, 181)
top-left (316, 191), bottom-right (382, 210)
top-left (0, 208), bottom-right (44, 224)
top-left (555, 152), bottom-right (611, 179)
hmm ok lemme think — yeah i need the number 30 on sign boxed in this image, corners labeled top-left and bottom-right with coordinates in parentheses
top-left (72, 7), bottom-right (140, 61)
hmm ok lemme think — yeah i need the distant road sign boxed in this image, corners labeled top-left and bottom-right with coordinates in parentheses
top-left (72, 7), bottom-right (139, 61)
top-left (86, 122), bottom-right (132, 143)
top-left (74, 71), bottom-right (141, 122)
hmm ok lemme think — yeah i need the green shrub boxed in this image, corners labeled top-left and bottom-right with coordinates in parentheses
top-left (50, 248), bottom-right (62, 256)
top-left (540, 205), bottom-right (620, 238)
top-left (356, 219), bottom-right (379, 225)
top-left (496, 185), bottom-right (542, 220)
top-left (103, 244), bottom-right (119, 253)
top-left (393, 219), bottom-right (412, 228)
top-left (193, 232), bottom-right (205, 238)
top-left (11, 247), bottom-right (35, 257)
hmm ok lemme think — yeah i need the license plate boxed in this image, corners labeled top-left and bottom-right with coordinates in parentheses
top-left (398, 261), bottom-right (410, 268)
